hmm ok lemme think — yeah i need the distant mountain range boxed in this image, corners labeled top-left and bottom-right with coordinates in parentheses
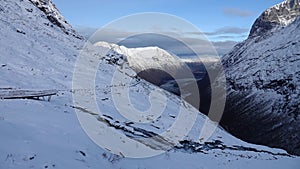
top-left (75, 26), bottom-right (238, 57)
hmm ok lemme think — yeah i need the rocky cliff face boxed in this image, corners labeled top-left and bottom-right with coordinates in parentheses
top-left (249, 0), bottom-right (300, 38)
top-left (28, 0), bottom-right (82, 39)
top-left (222, 0), bottom-right (300, 155)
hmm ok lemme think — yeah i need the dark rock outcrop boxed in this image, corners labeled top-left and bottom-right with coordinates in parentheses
top-left (28, 0), bottom-right (83, 39)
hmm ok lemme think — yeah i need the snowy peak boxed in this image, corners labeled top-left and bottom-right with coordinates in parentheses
top-left (95, 42), bottom-right (184, 73)
top-left (29, 0), bottom-right (82, 39)
top-left (249, 0), bottom-right (300, 38)
top-left (95, 41), bottom-right (218, 73)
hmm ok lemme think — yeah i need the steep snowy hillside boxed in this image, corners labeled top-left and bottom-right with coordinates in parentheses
top-left (0, 0), bottom-right (83, 89)
top-left (222, 0), bottom-right (300, 156)
top-left (0, 0), bottom-right (299, 169)
top-left (28, 0), bottom-right (81, 38)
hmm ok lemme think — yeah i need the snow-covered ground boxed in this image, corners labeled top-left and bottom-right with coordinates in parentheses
top-left (1, 95), bottom-right (299, 168)
top-left (0, 0), bottom-right (299, 169)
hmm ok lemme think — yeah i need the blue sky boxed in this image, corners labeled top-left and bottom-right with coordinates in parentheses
top-left (52, 0), bottom-right (282, 37)
top-left (51, 0), bottom-right (283, 56)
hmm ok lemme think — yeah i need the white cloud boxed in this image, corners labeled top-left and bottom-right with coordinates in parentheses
top-left (75, 27), bottom-right (239, 57)
top-left (223, 7), bottom-right (253, 17)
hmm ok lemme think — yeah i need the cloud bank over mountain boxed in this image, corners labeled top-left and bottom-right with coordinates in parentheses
top-left (75, 26), bottom-right (243, 57)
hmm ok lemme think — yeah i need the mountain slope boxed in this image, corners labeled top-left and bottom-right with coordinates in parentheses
top-left (222, 0), bottom-right (300, 156)
top-left (95, 42), bottom-right (215, 113)
top-left (95, 41), bottom-right (213, 86)
top-left (28, 0), bottom-right (81, 38)
top-left (249, 0), bottom-right (300, 38)
top-left (0, 0), bottom-right (299, 169)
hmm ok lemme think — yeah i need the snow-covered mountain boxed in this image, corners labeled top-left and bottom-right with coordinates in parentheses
top-left (222, 0), bottom-right (300, 156)
top-left (0, 0), bottom-right (299, 169)
top-left (95, 41), bottom-right (211, 85)
top-left (249, 0), bottom-right (300, 38)
top-left (95, 41), bottom-right (187, 80)
top-left (95, 42), bottom-right (214, 113)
